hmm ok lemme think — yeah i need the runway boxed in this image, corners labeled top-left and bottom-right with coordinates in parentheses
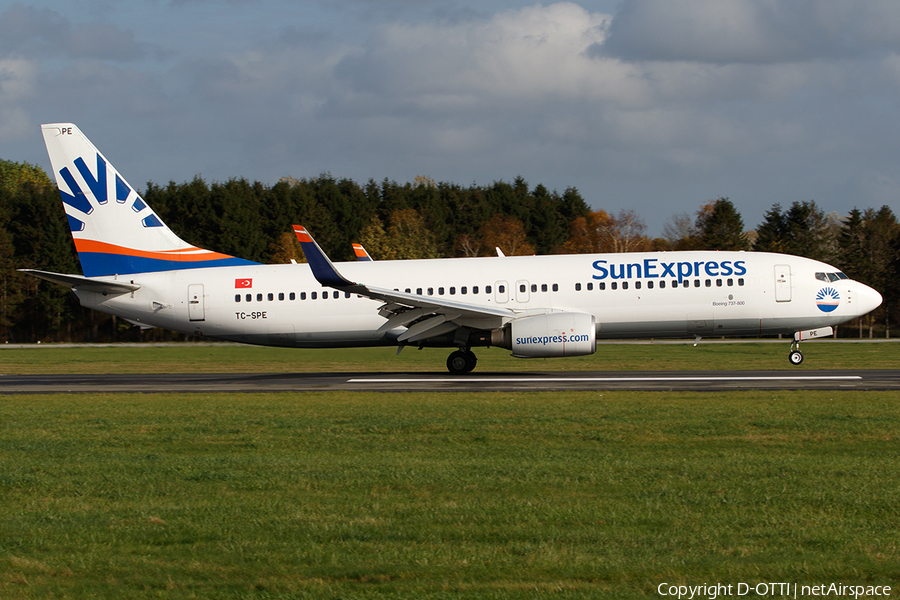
top-left (2, 369), bottom-right (899, 393)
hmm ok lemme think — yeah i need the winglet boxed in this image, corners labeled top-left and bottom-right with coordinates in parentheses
top-left (352, 243), bottom-right (373, 261)
top-left (293, 226), bottom-right (356, 289)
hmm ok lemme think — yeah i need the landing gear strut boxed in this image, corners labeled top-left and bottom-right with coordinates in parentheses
top-left (447, 349), bottom-right (477, 374)
top-left (788, 339), bottom-right (803, 365)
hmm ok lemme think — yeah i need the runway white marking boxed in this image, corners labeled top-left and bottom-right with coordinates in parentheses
top-left (350, 376), bottom-right (863, 383)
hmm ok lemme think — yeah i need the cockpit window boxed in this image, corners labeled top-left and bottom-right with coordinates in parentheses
top-left (817, 271), bottom-right (849, 282)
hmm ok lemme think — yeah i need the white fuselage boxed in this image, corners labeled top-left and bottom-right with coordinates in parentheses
top-left (75, 251), bottom-right (880, 348)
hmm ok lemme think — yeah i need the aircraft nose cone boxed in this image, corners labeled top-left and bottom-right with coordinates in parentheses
top-left (856, 283), bottom-right (883, 317)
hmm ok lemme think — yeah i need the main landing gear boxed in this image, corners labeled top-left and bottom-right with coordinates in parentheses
top-left (447, 349), bottom-right (477, 374)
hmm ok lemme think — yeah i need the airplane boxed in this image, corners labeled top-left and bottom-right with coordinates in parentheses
top-left (22, 123), bottom-right (883, 374)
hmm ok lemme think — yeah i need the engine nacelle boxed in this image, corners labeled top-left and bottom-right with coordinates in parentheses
top-left (492, 312), bottom-right (597, 358)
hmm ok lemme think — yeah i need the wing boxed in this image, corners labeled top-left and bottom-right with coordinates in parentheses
top-left (293, 226), bottom-right (515, 343)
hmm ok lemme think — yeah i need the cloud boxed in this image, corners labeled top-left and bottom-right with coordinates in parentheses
top-left (334, 3), bottom-right (614, 106)
top-left (599, 0), bottom-right (900, 64)
top-left (0, 58), bottom-right (38, 141)
top-left (0, 3), bottom-right (159, 61)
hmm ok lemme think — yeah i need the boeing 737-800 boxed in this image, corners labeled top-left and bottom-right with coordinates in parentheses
top-left (23, 124), bottom-right (882, 373)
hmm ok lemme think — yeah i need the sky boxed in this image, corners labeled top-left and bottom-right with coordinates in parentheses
top-left (2, 0), bottom-right (900, 237)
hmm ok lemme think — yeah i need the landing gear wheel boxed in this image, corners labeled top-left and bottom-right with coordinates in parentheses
top-left (447, 350), bottom-right (477, 374)
top-left (464, 350), bottom-right (477, 372)
top-left (447, 350), bottom-right (470, 375)
top-left (788, 350), bottom-right (804, 365)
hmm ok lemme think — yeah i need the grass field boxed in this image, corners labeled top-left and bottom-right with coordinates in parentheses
top-left (1, 344), bottom-right (897, 598)
top-left (2, 390), bottom-right (899, 599)
top-left (1, 339), bottom-right (899, 374)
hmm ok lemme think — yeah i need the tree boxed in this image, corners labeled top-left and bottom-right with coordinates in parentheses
top-left (694, 197), bottom-right (749, 250)
top-left (479, 214), bottom-right (534, 256)
top-left (596, 209), bottom-right (651, 253)
top-left (753, 200), bottom-right (832, 260)
top-left (358, 209), bottom-right (439, 260)
top-left (560, 210), bottom-right (615, 253)
top-left (661, 212), bottom-right (696, 250)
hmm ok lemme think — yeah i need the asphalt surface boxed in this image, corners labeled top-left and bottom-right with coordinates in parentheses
top-left (1, 369), bottom-right (898, 393)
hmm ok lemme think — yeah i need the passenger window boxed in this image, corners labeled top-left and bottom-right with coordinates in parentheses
top-left (323, 291), bottom-right (328, 299)
top-left (450, 287), bottom-right (456, 295)
top-left (256, 293), bottom-right (263, 302)
top-left (428, 288), bottom-right (434, 296)
top-left (311, 292), bottom-right (317, 299)
top-left (611, 282), bottom-right (618, 290)
top-left (635, 281), bottom-right (641, 290)
top-left (462, 287), bottom-right (467, 295)
top-left (622, 281), bottom-right (629, 290)
top-left (235, 294), bottom-right (241, 303)
top-left (486, 285), bottom-right (492, 293)
top-left (531, 284), bottom-right (537, 293)
top-left (541, 284), bottom-right (548, 292)
top-left (417, 288), bottom-right (423, 295)
top-left (279, 292), bottom-right (285, 301)
top-left (552, 284), bottom-right (559, 292)
top-left (727, 279), bottom-right (734, 286)
top-left (268, 293), bottom-right (274, 301)
top-left (599, 282), bottom-right (606, 290)
top-left (405, 288), bottom-right (411, 293)
top-left (498, 285), bottom-right (505, 293)
top-left (575, 283), bottom-right (582, 291)
top-left (345, 292), bottom-right (351, 298)
top-left (587, 282), bottom-right (593, 291)
top-left (716, 279), bottom-right (722, 287)
top-left (705, 279), bottom-right (711, 287)
top-left (738, 278), bottom-right (744, 286)
top-left (660, 281), bottom-right (665, 289)
top-left (694, 280), bottom-right (700, 288)
top-left (473, 286), bottom-right (479, 294)
top-left (520, 284), bottom-right (526, 293)
top-left (648, 281), bottom-right (654, 289)
top-left (246, 293), bottom-right (252, 302)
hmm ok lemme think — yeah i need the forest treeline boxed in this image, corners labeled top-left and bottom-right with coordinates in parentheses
top-left (1, 159), bottom-right (897, 342)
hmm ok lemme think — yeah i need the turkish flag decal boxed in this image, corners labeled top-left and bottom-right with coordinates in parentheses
top-left (235, 278), bottom-right (252, 289)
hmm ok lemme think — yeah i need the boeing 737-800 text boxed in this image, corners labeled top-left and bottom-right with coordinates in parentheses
top-left (22, 124), bottom-right (882, 373)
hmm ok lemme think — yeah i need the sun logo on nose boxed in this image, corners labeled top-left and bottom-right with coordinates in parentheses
top-left (816, 287), bottom-right (840, 312)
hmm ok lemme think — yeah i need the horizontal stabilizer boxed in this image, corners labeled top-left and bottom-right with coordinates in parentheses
top-left (19, 269), bottom-right (140, 294)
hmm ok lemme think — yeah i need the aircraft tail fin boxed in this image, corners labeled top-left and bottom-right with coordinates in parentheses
top-left (40, 123), bottom-right (258, 277)
top-left (352, 243), bottom-right (373, 261)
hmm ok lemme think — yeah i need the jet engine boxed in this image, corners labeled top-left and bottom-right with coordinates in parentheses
top-left (491, 312), bottom-right (597, 358)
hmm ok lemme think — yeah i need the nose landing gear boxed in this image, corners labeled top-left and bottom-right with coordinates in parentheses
top-left (447, 349), bottom-right (477, 374)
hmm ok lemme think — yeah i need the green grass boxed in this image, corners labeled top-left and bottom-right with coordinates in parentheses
top-left (1, 340), bottom-right (898, 374)
top-left (1, 391), bottom-right (898, 598)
